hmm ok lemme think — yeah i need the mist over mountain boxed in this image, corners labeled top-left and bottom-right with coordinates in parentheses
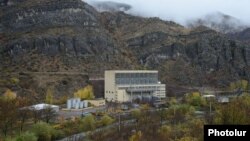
top-left (86, 1), bottom-right (131, 12)
top-left (86, 0), bottom-right (250, 33)
top-left (187, 12), bottom-right (247, 33)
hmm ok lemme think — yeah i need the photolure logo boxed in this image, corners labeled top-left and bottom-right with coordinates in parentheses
top-left (204, 125), bottom-right (250, 141)
top-left (208, 129), bottom-right (247, 136)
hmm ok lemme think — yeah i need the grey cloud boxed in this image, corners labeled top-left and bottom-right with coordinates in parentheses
top-left (85, 0), bottom-right (250, 28)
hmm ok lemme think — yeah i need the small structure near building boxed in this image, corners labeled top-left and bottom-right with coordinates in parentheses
top-left (217, 97), bottom-right (229, 103)
top-left (67, 98), bottom-right (88, 110)
top-left (29, 103), bottom-right (60, 112)
top-left (87, 99), bottom-right (105, 107)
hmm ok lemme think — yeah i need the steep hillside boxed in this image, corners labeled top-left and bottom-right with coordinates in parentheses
top-left (228, 28), bottom-right (250, 44)
top-left (0, 0), bottom-right (137, 99)
top-left (101, 12), bottom-right (250, 86)
top-left (1, 0), bottom-right (250, 99)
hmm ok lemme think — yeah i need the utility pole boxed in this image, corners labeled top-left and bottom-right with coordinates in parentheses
top-left (118, 112), bottom-right (121, 132)
top-left (174, 105), bottom-right (176, 141)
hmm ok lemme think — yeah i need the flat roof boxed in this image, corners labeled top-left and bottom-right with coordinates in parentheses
top-left (105, 70), bottom-right (158, 73)
top-left (202, 95), bottom-right (216, 98)
top-left (30, 103), bottom-right (59, 110)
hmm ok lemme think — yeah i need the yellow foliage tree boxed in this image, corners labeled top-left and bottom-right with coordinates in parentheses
top-left (3, 89), bottom-right (16, 100)
top-left (214, 95), bottom-right (250, 124)
top-left (74, 85), bottom-right (95, 100)
top-left (241, 80), bottom-right (248, 90)
top-left (229, 82), bottom-right (237, 91)
top-left (185, 92), bottom-right (206, 107)
top-left (129, 131), bottom-right (142, 141)
top-left (45, 87), bottom-right (54, 104)
top-left (98, 115), bottom-right (114, 126)
top-left (229, 80), bottom-right (248, 91)
top-left (158, 125), bottom-right (172, 140)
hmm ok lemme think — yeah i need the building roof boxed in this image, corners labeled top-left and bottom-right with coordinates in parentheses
top-left (202, 95), bottom-right (216, 98)
top-left (30, 103), bottom-right (59, 110)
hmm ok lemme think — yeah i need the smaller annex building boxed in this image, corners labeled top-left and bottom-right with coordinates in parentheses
top-left (29, 103), bottom-right (60, 112)
top-left (87, 99), bottom-right (106, 107)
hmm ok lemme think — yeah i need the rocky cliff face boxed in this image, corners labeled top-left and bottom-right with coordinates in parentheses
top-left (1, 0), bottom-right (250, 99)
top-left (0, 0), bottom-right (136, 99)
top-left (228, 28), bottom-right (250, 44)
top-left (101, 12), bottom-right (250, 86)
top-left (0, 0), bottom-right (136, 73)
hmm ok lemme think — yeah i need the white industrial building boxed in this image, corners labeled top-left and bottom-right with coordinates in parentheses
top-left (29, 103), bottom-right (60, 112)
top-left (105, 70), bottom-right (166, 103)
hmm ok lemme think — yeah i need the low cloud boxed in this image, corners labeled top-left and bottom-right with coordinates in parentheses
top-left (85, 0), bottom-right (250, 26)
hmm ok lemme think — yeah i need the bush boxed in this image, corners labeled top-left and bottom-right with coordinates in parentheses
top-left (30, 122), bottom-right (62, 141)
top-left (16, 132), bottom-right (38, 141)
top-left (97, 115), bottom-right (114, 127)
top-left (185, 92), bottom-right (206, 107)
top-left (80, 115), bottom-right (96, 132)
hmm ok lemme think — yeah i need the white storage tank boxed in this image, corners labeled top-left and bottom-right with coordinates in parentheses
top-left (75, 101), bottom-right (80, 109)
top-left (67, 99), bottom-right (72, 109)
top-left (80, 101), bottom-right (84, 109)
top-left (72, 99), bottom-right (76, 107)
top-left (76, 98), bottom-right (81, 103)
top-left (84, 100), bottom-right (88, 108)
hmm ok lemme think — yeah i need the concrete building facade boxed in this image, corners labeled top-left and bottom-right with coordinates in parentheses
top-left (105, 70), bottom-right (166, 103)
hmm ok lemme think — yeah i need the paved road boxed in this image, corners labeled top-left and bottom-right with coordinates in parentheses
top-left (58, 106), bottom-right (106, 119)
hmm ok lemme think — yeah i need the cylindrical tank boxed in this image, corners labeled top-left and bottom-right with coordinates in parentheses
top-left (83, 100), bottom-right (88, 108)
top-left (76, 98), bottom-right (81, 103)
top-left (75, 101), bottom-right (80, 109)
top-left (80, 101), bottom-right (84, 109)
top-left (71, 99), bottom-right (76, 107)
top-left (67, 99), bottom-right (72, 109)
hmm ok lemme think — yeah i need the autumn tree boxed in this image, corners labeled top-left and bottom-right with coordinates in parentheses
top-left (158, 125), bottom-right (173, 141)
top-left (0, 98), bottom-right (18, 136)
top-left (17, 97), bottom-right (32, 132)
top-left (129, 131), bottom-right (143, 141)
top-left (41, 107), bottom-right (57, 123)
top-left (97, 115), bottom-right (114, 127)
top-left (74, 85), bottom-right (95, 100)
top-left (45, 87), bottom-right (54, 104)
top-left (165, 104), bottom-right (195, 123)
top-left (131, 109), bottom-right (141, 130)
top-left (185, 92), bottom-right (206, 108)
top-left (32, 110), bottom-right (43, 124)
top-left (214, 95), bottom-right (250, 124)
top-left (3, 89), bottom-right (16, 100)
top-left (80, 114), bottom-right (96, 131)
top-left (229, 80), bottom-right (248, 91)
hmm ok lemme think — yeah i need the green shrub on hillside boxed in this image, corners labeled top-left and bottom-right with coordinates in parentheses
top-left (16, 132), bottom-right (37, 141)
top-left (31, 122), bottom-right (63, 141)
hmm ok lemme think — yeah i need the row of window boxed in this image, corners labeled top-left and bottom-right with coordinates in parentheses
top-left (115, 73), bottom-right (158, 78)
top-left (115, 78), bottom-right (158, 85)
top-left (106, 91), bottom-right (116, 94)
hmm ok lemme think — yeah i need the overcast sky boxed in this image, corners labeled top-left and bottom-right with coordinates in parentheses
top-left (85, 0), bottom-right (250, 26)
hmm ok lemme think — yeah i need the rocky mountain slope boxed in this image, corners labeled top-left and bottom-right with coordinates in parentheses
top-left (1, 0), bottom-right (250, 99)
top-left (228, 28), bottom-right (250, 44)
